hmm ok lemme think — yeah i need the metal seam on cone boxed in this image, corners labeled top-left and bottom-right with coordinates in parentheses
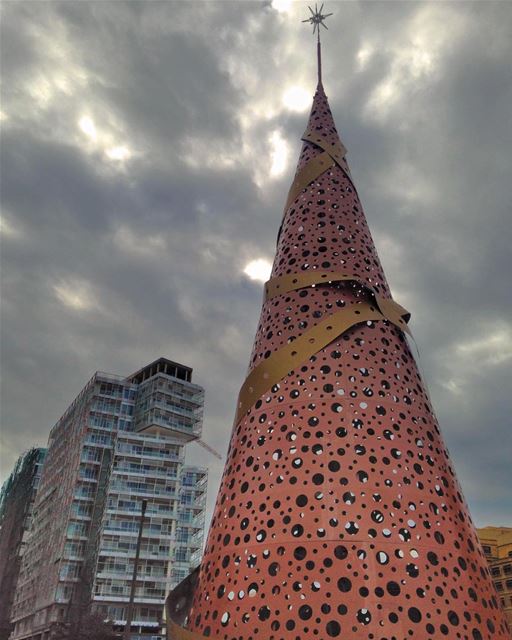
top-left (166, 568), bottom-right (212, 640)
top-left (264, 271), bottom-right (361, 300)
top-left (282, 139), bottom-right (358, 222)
top-left (302, 131), bottom-right (347, 164)
top-left (264, 271), bottom-right (411, 335)
top-left (283, 150), bottom-right (334, 214)
top-left (301, 131), bottom-right (358, 194)
top-left (235, 302), bottom-right (406, 425)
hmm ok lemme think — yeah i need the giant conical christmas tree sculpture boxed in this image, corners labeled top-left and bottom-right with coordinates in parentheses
top-left (166, 8), bottom-right (509, 640)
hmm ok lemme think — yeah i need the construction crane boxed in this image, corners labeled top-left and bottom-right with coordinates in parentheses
top-left (196, 438), bottom-right (223, 460)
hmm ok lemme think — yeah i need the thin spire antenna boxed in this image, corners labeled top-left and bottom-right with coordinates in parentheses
top-left (302, 3), bottom-right (333, 85)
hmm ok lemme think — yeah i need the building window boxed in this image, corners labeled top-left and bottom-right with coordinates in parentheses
top-left (496, 582), bottom-right (503, 592)
top-left (504, 564), bottom-right (512, 575)
top-left (506, 579), bottom-right (512, 589)
top-left (482, 545), bottom-right (491, 555)
top-left (491, 567), bottom-right (501, 577)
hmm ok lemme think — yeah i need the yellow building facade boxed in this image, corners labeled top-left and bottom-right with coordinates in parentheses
top-left (478, 526), bottom-right (512, 633)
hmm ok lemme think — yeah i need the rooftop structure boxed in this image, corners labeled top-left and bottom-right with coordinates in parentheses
top-left (10, 358), bottom-right (207, 640)
top-left (165, 12), bottom-right (510, 640)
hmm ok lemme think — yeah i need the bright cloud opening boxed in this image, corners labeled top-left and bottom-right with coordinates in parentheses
top-left (243, 259), bottom-right (272, 283)
top-left (53, 280), bottom-right (95, 311)
top-left (272, 0), bottom-right (293, 13)
top-left (356, 44), bottom-right (375, 71)
top-left (456, 326), bottom-right (512, 366)
top-left (78, 116), bottom-right (97, 141)
top-left (105, 146), bottom-right (131, 161)
top-left (269, 130), bottom-right (289, 178)
top-left (364, 5), bottom-right (467, 120)
top-left (282, 86), bottom-right (311, 113)
top-left (77, 115), bottom-right (134, 166)
top-left (0, 215), bottom-right (20, 238)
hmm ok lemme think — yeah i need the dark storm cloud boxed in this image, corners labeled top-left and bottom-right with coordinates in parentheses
top-left (1, 0), bottom-right (511, 529)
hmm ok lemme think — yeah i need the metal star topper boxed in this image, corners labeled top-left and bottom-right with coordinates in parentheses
top-left (302, 3), bottom-right (332, 84)
top-left (302, 3), bottom-right (333, 37)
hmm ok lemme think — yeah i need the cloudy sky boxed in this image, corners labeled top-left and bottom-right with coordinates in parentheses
top-left (1, 0), bottom-right (511, 529)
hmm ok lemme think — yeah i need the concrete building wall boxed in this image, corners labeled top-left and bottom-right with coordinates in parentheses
top-left (478, 526), bottom-right (512, 635)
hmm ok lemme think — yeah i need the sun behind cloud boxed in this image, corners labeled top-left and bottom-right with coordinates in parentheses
top-left (243, 259), bottom-right (272, 283)
top-left (78, 115), bottom-right (97, 141)
top-left (282, 86), bottom-right (311, 113)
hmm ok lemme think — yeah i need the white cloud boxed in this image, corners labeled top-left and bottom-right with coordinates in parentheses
top-left (282, 86), bottom-right (311, 113)
top-left (78, 115), bottom-right (97, 141)
top-left (0, 215), bottom-right (22, 239)
top-left (364, 5), bottom-right (468, 119)
top-left (377, 161), bottom-right (437, 206)
top-left (243, 258), bottom-right (272, 283)
top-left (105, 146), bottom-right (131, 161)
top-left (113, 226), bottom-right (167, 255)
top-left (77, 115), bottom-right (135, 166)
top-left (271, 0), bottom-right (293, 13)
top-left (180, 135), bottom-right (238, 170)
top-left (356, 44), bottom-right (375, 71)
top-left (456, 326), bottom-right (512, 366)
top-left (439, 324), bottom-right (512, 395)
top-left (269, 129), bottom-right (289, 178)
top-left (53, 279), bottom-right (96, 311)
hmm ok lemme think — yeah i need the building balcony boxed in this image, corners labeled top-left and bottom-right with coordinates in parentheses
top-left (74, 494), bottom-right (95, 501)
top-left (177, 513), bottom-right (204, 528)
top-left (66, 533), bottom-right (89, 541)
top-left (172, 558), bottom-right (193, 567)
top-left (111, 468), bottom-right (177, 481)
top-left (114, 448), bottom-right (184, 463)
top-left (93, 594), bottom-right (165, 605)
top-left (84, 436), bottom-right (113, 448)
top-left (98, 548), bottom-right (171, 560)
top-left (96, 572), bottom-right (170, 582)
top-left (102, 527), bottom-right (174, 540)
top-left (115, 633), bottom-right (163, 640)
top-left (134, 413), bottom-right (201, 443)
top-left (95, 371), bottom-right (128, 384)
top-left (80, 456), bottom-right (101, 464)
top-left (182, 467), bottom-right (208, 484)
top-left (63, 553), bottom-right (85, 561)
top-left (108, 484), bottom-right (177, 499)
top-left (150, 399), bottom-right (202, 422)
top-left (106, 507), bottom-right (176, 519)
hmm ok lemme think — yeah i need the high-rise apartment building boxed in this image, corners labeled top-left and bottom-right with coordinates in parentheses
top-left (0, 448), bottom-right (46, 640)
top-left (10, 358), bottom-right (207, 640)
top-left (478, 527), bottom-right (512, 633)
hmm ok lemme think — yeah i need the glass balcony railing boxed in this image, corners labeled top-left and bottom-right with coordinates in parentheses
top-left (108, 483), bottom-right (177, 498)
top-left (112, 467), bottom-right (177, 480)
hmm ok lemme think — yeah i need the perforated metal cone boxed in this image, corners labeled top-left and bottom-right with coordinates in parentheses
top-left (169, 84), bottom-right (509, 640)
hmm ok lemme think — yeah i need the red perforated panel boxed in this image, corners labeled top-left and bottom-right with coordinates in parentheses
top-left (185, 85), bottom-right (509, 640)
